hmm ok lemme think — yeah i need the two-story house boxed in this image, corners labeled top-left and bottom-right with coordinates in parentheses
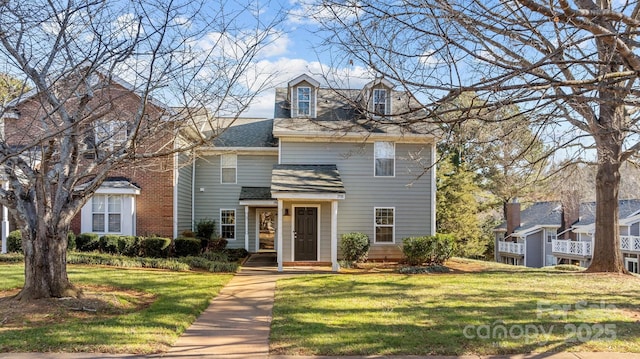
top-left (495, 198), bottom-right (640, 273)
top-left (0, 71), bottom-right (177, 248)
top-left (177, 74), bottom-right (437, 271)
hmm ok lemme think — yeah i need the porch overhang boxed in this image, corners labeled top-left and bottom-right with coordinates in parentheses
top-left (270, 164), bottom-right (346, 199)
top-left (238, 186), bottom-right (277, 206)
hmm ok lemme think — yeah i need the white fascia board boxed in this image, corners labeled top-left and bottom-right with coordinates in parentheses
top-left (95, 187), bottom-right (141, 195)
top-left (272, 192), bottom-right (346, 200)
top-left (197, 147), bottom-right (279, 155)
top-left (274, 132), bottom-right (435, 144)
top-left (238, 200), bottom-right (278, 206)
top-left (513, 225), bottom-right (561, 238)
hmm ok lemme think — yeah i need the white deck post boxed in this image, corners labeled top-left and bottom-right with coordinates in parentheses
top-left (331, 200), bottom-right (339, 271)
top-left (244, 205), bottom-right (249, 251)
top-left (277, 200), bottom-right (284, 272)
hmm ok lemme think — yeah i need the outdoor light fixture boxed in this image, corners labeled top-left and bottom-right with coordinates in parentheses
top-left (284, 208), bottom-right (290, 216)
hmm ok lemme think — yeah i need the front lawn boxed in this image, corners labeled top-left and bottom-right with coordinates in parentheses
top-left (271, 260), bottom-right (640, 355)
top-left (0, 263), bottom-right (232, 353)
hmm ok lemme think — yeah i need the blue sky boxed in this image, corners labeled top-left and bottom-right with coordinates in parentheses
top-left (238, 1), bottom-right (373, 118)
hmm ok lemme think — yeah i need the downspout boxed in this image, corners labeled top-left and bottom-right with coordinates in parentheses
top-left (191, 151), bottom-right (196, 231)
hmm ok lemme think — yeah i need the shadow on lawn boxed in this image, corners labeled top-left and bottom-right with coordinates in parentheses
top-left (271, 272), bottom-right (640, 356)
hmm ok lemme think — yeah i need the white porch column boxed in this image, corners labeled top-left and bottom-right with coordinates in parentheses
top-left (244, 205), bottom-right (249, 251)
top-left (1, 182), bottom-right (8, 254)
top-left (331, 200), bottom-right (339, 271)
top-left (277, 200), bottom-right (284, 272)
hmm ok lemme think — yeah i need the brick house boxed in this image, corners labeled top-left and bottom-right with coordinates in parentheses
top-left (1, 72), bottom-right (177, 241)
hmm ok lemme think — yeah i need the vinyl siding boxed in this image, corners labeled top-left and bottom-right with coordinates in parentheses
top-left (193, 153), bottom-right (277, 249)
top-left (176, 152), bottom-right (194, 233)
top-left (280, 140), bottom-right (433, 259)
top-left (525, 231), bottom-right (544, 268)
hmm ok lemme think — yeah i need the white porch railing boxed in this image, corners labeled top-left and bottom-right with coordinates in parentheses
top-left (552, 239), bottom-right (592, 257)
top-left (498, 241), bottom-right (524, 255)
top-left (620, 236), bottom-right (640, 252)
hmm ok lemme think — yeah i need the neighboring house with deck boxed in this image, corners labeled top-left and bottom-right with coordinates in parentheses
top-left (495, 199), bottom-right (640, 273)
top-left (176, 74), bottom-right (437, 271)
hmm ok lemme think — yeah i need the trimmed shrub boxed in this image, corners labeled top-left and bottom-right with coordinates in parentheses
top-left (119, 236), bottom-right (141, 257)
top-left (432, 233), bottom-right (456, 265)
top-left (208, 237), bottom-right (228, 252)
top-left (76, 233), bottom-right (100, 252)
top-left (67, 232), bottom-right (76, 251)
top-left (67, 252), bottom-right (190, 271)
top-left (196, 219), bottom-right (216, 239)
top-left (140, 237), bottom-right (171, 258)
top-left (174, 237), bottom-right (202, 257)
top-left (402, 236), bottom-right (433, 266)
top-left (339, 232), bottom-right (370, 265)
top-left (7, 230), bottom-right (22, 253)
top-left (224, 248), bottom-right (249, 262)
top-left (99, 235), bottom-right (121, 254)
top-left (402, 234), bottom-right (456, 266)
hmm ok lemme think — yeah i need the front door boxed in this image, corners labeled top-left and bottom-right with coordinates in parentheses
top-left (294, 207), bottom-right (317, 261)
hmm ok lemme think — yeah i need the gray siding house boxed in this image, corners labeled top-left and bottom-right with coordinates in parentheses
top-left (177, 74), bottom-right (437, 271)
top-left (495, 199), bottom-right (640, 273)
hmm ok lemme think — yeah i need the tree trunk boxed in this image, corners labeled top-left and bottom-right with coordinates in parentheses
top-left (586, 105), bottom-right (627, 273)
top-left (15, 228), bottom-right (80, 300)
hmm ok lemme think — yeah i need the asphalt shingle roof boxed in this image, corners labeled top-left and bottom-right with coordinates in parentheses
top-left (271, 164), bottom-right (345, 194)
top-left (212, 119), bottom-right (277, 147)
top-left (239, 187), bottom-right (273, 201)
top-left (574, 199), bottom-right (640, 226)
top-left (496, 201), bottom-right (562, 232)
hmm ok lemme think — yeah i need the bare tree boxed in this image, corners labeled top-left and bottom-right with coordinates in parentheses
top-left (0, 0), bottom-right (282, 299)
top-left (314, 0), bottom-right (640, 273)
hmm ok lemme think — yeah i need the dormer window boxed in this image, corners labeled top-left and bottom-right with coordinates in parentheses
top-left (373, 89), bottom-right (387, 115)
top-left (297, 87), bottom-right (311, 116)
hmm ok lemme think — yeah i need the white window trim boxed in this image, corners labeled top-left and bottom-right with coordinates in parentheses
top-left (92, 195), bottom-right (123, 234)
top-left (625, 257), bottom-right (639, 274)
top-left (95, 120), bottom-right (128, 151)
top-left (546, 232), bottom-right (557, 243)
top-left (374, 207), bottom-right (395, 244)
top-left (296, 86), bottom-right (311, 117)
top-left (220, 208), bottom-right (236, 241)
top-left (372, 88), bottom-right (388, 115)
top-left (220, 154), bottom-right (237, 184)
top-left (373, 141), bottom-right (396, 177)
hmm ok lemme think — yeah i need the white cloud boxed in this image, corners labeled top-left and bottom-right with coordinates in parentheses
top-left (240, 56), bottom-right (374, 117)
top-left (287, 1), bottom-right (359, 26)
top-left (419, 49), bottom-right (442, 67)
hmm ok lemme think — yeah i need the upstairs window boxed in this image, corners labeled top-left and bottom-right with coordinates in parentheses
top-left (373, 89), bottom-right (387, 115)
top-left (95, 120), bottom-right (128, 150)
top-left (221, 154), bottom-right (237, 184)
top-left (297, 87), bottom-right (311, 116)
top-left (547, 233), bottom-right (557, 243)
top-left (374, 141), bottom-right (395, 177)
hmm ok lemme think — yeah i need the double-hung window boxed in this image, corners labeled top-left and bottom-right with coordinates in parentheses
top-left (546, 233), bottom-right (557, 243)
top-left (297, 87), bottom-right (311, 116)
top-left (92, 195), bottom-right (122, 233)
top-left (375, 207), bottom-right (395, 243)
top-left (374, 141), bottom-right (395, 177)
top-left (373, 89), bottom-right (387, 115)
top-left (95, 120), bottom-right (128, 150)
top-left (221, 154), bottom-right (237, 184)
top-left (220, 209), bottom-right (236, 240)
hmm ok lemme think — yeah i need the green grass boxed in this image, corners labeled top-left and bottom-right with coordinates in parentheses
top-left (271, 260), bottom-right (640, 356)
top-left (0, 263), bottom-right (232, 353)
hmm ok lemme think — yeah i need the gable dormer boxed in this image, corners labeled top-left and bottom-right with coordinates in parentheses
top-left (288, 74), bottom-right (320, 118)
top-left (362, 78), bottom-right (394, 117)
